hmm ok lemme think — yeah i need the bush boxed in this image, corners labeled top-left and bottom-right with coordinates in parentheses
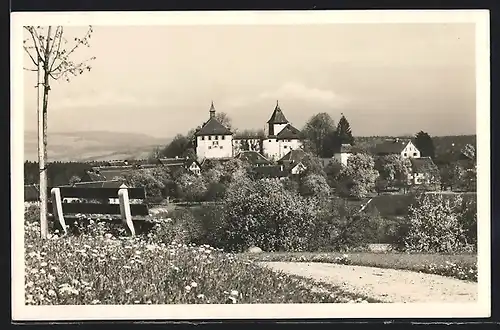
top-left (403, 194), bottom-right (475, 253)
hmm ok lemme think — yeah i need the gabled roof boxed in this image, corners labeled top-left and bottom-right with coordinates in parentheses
top-left (195, 117), bottom-right (233, 136)
top-left (236, 151), bottom-right (272, 166)
top-left (276, 124), bottom-right (301, 140)
top-left (98, 168), bottom-right (134, 181)
top-left (267, 101), bottom-right (289, 124)
top-left (410, 157), bottom-right (438, 174)
top-left (74, 180), bottom-right (127, 189)
top-left (278, 149), bottom-right (307, 164)
top-left (373, 139), bottom-right (411, 155)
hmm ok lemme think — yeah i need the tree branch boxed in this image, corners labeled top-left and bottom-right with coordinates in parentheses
top-left (48, 26), bottom-right (63, 73)
top-left (51, 26), bottom-right (93, 74)
top-left (23, 46), bottom-right (38, 68)
top-left (24, 26), bottom-right (44, 65)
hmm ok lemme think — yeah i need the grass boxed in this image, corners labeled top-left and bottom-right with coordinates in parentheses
top-left (242, 252), bottom-right (478, 282)
top-left (24, 214), bottom-right (374, 305)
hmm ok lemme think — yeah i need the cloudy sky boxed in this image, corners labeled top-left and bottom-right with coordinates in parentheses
top-left (23, 23), bottom-right (476, 138)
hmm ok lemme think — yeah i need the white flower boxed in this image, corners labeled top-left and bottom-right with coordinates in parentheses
top-left (125, 289), bottom-right (133, 294)
top-left (185, 285), bottom-right (191, 291)
top-left (230, 290), bottom-right (239, 296)
top-left (227, 296), bottom-right (237, 304)
top-left (197, 294), bottom-right (205, 299)
top-left (48, 289), bottom-right (56, 297)
top-left (91, 299), bottom-right (100, 304)
top-left (40, 262), bottom-right (48, 267)
top-left (191, 282), bottom-right (198, 288)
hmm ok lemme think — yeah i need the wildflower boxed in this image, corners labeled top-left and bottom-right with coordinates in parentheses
top-left (197, 294), bottom-right (205, 299)
top-left (230, 290), bottom-right (238, 296)
top-left (146, 300), bottom-right (152, 304)
top-left (40, 269), bottom-right (46, 274)
top-left (185, 285), bottom-right (191, 292)
top-left (191, 282), bottom-right (198, 288)
top-left (48, 274), bottom-right (56, 282)
top-left (30, 268), bottom-right (38, 274)
top-left (50, 266), bottom-right (59, 271)
top-left (48, 289), bottom-right (56, 297)
top-left (134, 300), bottom-right (140, 304)
top-left (26, 281), bottom-right (34, 288)
top-left (125, 289), bottom-right (133, 294)
top-left (123, 265), bottom-right (131, 269)
top-left (91, 299), bottom-right (100, 304)
top-left (227, 296), bottom-right (237, 304)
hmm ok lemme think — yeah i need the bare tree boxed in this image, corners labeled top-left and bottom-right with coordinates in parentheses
top-left (23, 26), bottom-right (96, 238)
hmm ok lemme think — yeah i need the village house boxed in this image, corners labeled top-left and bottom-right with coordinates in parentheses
top-left (250, 164), bottom-right (289, 181)
top-left (373, 138), bottom-right (421, 159)
top-left (408, 157), bottom-right (440, 186)
top-left (158, 157), bottom-right (202, 176)
top-left (277, 149), bottom-right (309, 175)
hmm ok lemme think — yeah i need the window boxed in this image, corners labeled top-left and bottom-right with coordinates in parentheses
top-left (403, 153), bottom-right (407, 157)
top-left (208, 146), bottom-right (212, 149)
top-left (201, 136), bottom-right (205, 141)
top-left (413, 153), bottom-right (417, 156)
top-left (220, 146), bottom-right (223, 149)
top-left (284, 146), bottom-right (288, 149)
top-left (213, 141), bottom-right (219, 146)
top-left (222, 136), bottom-right (225, 140)
top-left (215, 135), bottom-right (219, 140)
top-left (208, 136), bottom-right (212, 140)
top-left (269, 140), bottom-right (272, 142)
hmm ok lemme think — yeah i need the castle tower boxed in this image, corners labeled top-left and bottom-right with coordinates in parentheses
top-left (266, 100), bottom-right (289, 136)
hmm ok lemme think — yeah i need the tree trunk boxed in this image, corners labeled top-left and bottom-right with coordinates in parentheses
top-left (38, 26), bottom-right (52, 239)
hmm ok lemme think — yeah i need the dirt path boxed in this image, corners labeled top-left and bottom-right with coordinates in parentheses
top-left (259, 262), bottom-right (477, 303)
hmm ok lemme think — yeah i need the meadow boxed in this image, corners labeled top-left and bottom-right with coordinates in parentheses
top-left (24, 214), bottom-right (376, 305)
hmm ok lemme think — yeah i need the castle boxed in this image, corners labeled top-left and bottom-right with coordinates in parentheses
top-left (195, 101), bottom-right (303, 161)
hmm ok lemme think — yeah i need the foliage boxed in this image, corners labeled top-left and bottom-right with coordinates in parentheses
top-left (175, 173), bottom-right (208, 202)
top-left (335, 154), bottom-right (379, 199)
top-left (301, 113), bottom-right (336, 157)
top-left (24, 161), bottom-right (110, 187)
top-left (374, 155), bottom-right (411, 190)
top-left (299, 174), bottom-right (331, 198)
top-left (299, 152), bottom-right (327, 178)
top-left (414, 131), bottom-right (435, 158)
top-left (68, 175), bottom-right (81, 186)
top-left (160, 134), bottom-right (196, 159)
top-left (439, 162), bottom-right (466, 191)
top-left (335, 114), bottom-right (355, 147)
top-left (122, 170), bottom-right (165, 204)
top-left (403, 194), bottom-right (476, 253)
top-left (324, 159), bottom-right (343, 188)
top-left (214, 112), bottom-right (233, 130)
top-left (212, 176), bottom-right (323, 252)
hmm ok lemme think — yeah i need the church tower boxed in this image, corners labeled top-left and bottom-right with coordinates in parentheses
top-left (266, 100), bottom-right (289, 136)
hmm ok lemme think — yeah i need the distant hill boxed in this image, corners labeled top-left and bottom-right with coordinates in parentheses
top-left (24, 131), bottom-right (171, 162)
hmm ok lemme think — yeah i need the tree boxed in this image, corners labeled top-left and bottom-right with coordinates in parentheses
top-left (301, 113), bottom-right (336, 157)
top-left (414, 131), bottom-right (435, 158)
top-left (439, 162), bottom-right (466, 191)
top-left (215, 112), bottom-right (232, 130)
top-left (161, 134), bottom-right (195, 159)
top-left (374, 155), bottom-right (412, 191)
top-left (24, 26), bottom-right (96, 238)
top-left (299, 174), bottom-right (331, 198)
top-left (336, 153), bottom-right (379, 199)
top-left (335, 113), bottom-right (355, 147)
top-left (176, 173), bottom-right (207, 202)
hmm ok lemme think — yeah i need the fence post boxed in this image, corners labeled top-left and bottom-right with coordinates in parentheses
top-left (118, 188), bottom-right (135, 236)
top-left (50, 188), bottom-right (67, 235)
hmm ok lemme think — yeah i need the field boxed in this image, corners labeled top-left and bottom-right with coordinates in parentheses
top-left (24, 215), bottom-right (377, 305)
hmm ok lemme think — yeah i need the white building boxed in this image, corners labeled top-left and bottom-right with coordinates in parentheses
top-left (195, 102), bottom-right (234, 161)
top-left (373, 138), bottom-right (421, 159)
top-left (333, 144), bottom-right (355, 166)
top-left (262, 101), bottom-right (303, 161)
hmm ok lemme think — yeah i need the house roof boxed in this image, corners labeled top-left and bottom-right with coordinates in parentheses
top-left (373, 139), bottom-right (411, 155)
top-left (267, 101), bottom-right (289, 124)
top-left (159, 158), bottom-right (200, 168)
top-left (276, 124), bottom-right (301, 140)
top-left (24, 184), bottom-right (39, 202)
top-left (98, 168), bottom-right (135, 181)
top-left (195, 117), bottom-right (233, 136)
top-left (236, 151), bottom-right (272, 166)
top-left (410, 157), bottom-right (438, 174)
top-left (278, 149), bottom-right (307, 164)
top-left (252, 165), bottom-right (288, 178)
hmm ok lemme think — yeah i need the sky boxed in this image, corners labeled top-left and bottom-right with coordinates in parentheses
top-left (23, 23), bottom-right (476, 138)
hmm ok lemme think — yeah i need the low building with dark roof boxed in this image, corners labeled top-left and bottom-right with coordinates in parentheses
top-left (24, 184), bottom-right (39, 203)
top-left (235, 151), bottom-right (273, 167)
top-left (249, 165), bottom-right (288, 180)
top-left (158, 157), bottom-right (201, 175)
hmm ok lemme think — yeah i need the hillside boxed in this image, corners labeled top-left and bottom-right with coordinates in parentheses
top-left (24, 131), bottom-right (171, 162)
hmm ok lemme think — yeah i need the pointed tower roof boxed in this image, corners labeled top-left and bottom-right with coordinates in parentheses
top-left (195, 101), bottom-right (233, 136)
top-left (267, 100), bottom-right (289, 124)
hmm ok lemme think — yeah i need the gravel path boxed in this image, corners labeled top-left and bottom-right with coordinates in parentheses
top-left (260, 262), bottom-right (478, 303)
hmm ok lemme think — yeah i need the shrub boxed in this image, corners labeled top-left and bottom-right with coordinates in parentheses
top-left (403, 194), bottom-right (474, 253)
top-left (299, 174), bottom-right (331, 198)
top-left (176, 173), bottom-right (207, 202)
